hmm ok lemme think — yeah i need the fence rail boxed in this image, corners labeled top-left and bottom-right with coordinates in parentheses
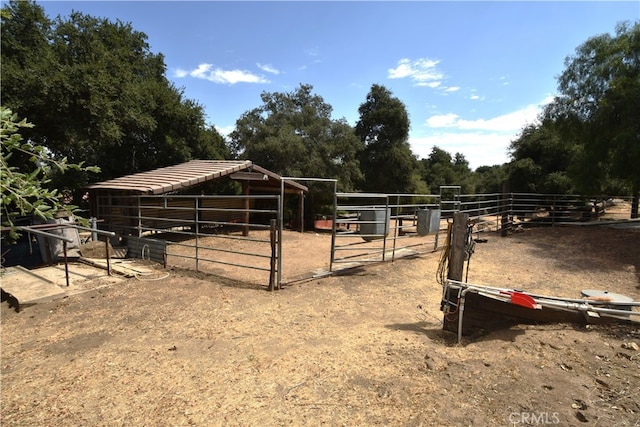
top-left (329, 191), bottom-right (635, 272)
top-left (90, 189), bottom-right (635, 287)
top-left (330, 193), bottom-right (441, 271)
top-left (93, 193), bottom-right (281, 289)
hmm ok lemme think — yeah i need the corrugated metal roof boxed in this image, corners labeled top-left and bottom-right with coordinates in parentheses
top-left (86, 160), bottom-right (307, 194)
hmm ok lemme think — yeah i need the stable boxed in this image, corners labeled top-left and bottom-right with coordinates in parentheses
top-left (86, 160), bottom-right (308, 242)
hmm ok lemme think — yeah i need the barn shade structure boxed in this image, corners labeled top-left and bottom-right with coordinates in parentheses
top-left (86, 160), bottom-right (307, 239)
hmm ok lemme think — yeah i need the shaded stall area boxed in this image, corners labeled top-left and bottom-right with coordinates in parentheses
top-left (86, 160), bottom-right (307, 289)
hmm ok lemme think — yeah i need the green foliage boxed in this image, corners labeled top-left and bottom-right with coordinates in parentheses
top-left (474, 165), bottom-right (509, 194)
top-left (508, 123), bottom-right (577, 194)
top-left (544, 21), bottom-right (640, 204)
top-left (230, 84), bottom-right (364, 192)
top-left (1, 0), bottom-right (229, 192)
top-left (230, 84), bottom-right (365, 226)
top-left (420, 146), bottom-right (476, 194)
top-left (1, 107), bottom-right (100, 240)
top-left (355, 84), bottom-right (421, 193)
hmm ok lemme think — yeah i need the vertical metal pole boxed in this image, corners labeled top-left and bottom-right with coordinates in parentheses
top-left (278, 184), bottom-right (284, 289)
top-left (63, 241), bottom-right (70, 287)
top-left (299, 190), bottom-right (305, 233)
top-left (330, 183), bottom-right (337, 272)
top-left (391, 194), bottom-right (400, 261)
top-left (137, 196), bottom-right (142, 237)
top-left (242, 182), bottom-right (250, 237)
top-left (269, 219), bottom-right (277, 291)
top-left (90, 217), bottom-right (98, 241)
top-left (105, 239), bottom-right (111, 276)
top-left (381, 196), bottom-right (389, 262)
top-left (195, 196), bottom-right (200, 272)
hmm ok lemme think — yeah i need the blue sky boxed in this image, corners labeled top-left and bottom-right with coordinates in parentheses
top-left (39, 1), bottom-right (639, 169)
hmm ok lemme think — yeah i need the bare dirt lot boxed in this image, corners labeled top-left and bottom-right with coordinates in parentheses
top-left (2, 225), bottom-right (640, 426)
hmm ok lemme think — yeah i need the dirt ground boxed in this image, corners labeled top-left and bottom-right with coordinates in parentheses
top-left (2, 225), bottom-right (639, 426)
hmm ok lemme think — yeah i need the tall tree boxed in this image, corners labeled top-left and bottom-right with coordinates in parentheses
top-left (1, 1), bottom-right (228, 190)
top-left (544, 22), bottom-right (640, 216)
top-left (230, 84), bottom-right (364, 226)
top-left (508, 123), bottom-right (576, 194)
top-left (420, 146), bottom-right (475, 193)
top-left (355, 84), bottom-right (422, 194)
top-left (230, 84), bottom-right (363, 191)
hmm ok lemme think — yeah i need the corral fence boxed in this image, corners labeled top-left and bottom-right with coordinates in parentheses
top-left (456, 192), bottom-right (635, 232)
top-left (92, 189), bottom-right (635, 288)
top-left (93, 193), bottom-right (282, 290)
top-left (329, 190), bottom-right (635, 272)
top-left (330, 192), bottom-right (442, 272)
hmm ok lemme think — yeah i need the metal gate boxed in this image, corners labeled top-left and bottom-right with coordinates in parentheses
top-left (330, 193), bottom-right (441, 272)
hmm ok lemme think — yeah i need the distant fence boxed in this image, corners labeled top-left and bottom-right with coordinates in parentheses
top-left (456, 193), bottom-right (634, 231)
top-left (328, 191), bottom-right (635, 272)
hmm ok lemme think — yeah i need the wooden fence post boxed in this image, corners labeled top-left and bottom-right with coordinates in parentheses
top-left (268, 219), bottom-right (277, 291)
top-left (447, 212), bottom-right (469, 282)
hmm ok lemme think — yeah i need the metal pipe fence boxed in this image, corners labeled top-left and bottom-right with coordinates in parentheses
top-left (93, 193), bottom-right (282, 289)
top-left (329, 191), bottom-right (635, 272)
top-left (90, 189), bottom-right (634, 287)
top-left (330, 192), bottom-right (441, 271)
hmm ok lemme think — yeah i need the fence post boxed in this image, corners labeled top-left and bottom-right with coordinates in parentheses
top-left (269, 219), bottom-right (277, 291)
top-left (448, 212), bottom-right (469, 282)
top-left (243, 182), bottom-right (250, 237)
top-left (195, 197), bottom-right (200, 272)
top-left (500, 182), bottom-right (510, 237)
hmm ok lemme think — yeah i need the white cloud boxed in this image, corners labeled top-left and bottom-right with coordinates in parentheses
top-left (388, 58), bottom-right (444, 87)
top-left (174, 68), bottom-right (188, 78)
top-left (415, 97), bottom-right (555, 169)
top-left (175, 63), bottom-right (269, 84)
top-left (215, 124), bottom-right (235, 137)
top-left (425, 101), bottom-right (545, 133)
top-left (410, 132), bottom-right (513, 169)
top-left (257, 63), bottom-right (280, 75)
top-left (444, 86), bottom-right (461, 92)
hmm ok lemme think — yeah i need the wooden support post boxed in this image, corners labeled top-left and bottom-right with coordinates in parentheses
top-left (299, 190), bottom-right (304, 233)
top-left (447, 212), bottom-right (468, 282)
top-left (242, 182), bottom-right (250, 237)
top-left (268, 219), bottom-right (277, 291)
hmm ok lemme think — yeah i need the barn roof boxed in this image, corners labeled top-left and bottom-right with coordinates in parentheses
top-left (86, 160), bottom-right (307, 194)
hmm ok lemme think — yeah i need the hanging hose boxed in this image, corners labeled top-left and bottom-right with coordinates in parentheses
top-left (436, 222), bottom-right (453, 286)
top-left (141, 244), bottom-right (150, 262)
top-left (464, 224), bottom-right (475, 282)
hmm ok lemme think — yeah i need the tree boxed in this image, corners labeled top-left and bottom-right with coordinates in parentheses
top-left (1, 1), bottom-right (228, 191)
top-left (544, 22), bottom-right (640, 217)
top-left (355, 84), bottom-right (422, 193)
top-left (230, 84), bottom-right (363, 190)
top-left (230, 84), bottom-right (364, 227)
top-left (508, 123), bottom-right (577, 194)
top-left (474, 164), bottom-right (509, 194)
top-left (420, 146), bottom-right (475, 193)
top-left (1, 107), bottom-right (99, 241)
